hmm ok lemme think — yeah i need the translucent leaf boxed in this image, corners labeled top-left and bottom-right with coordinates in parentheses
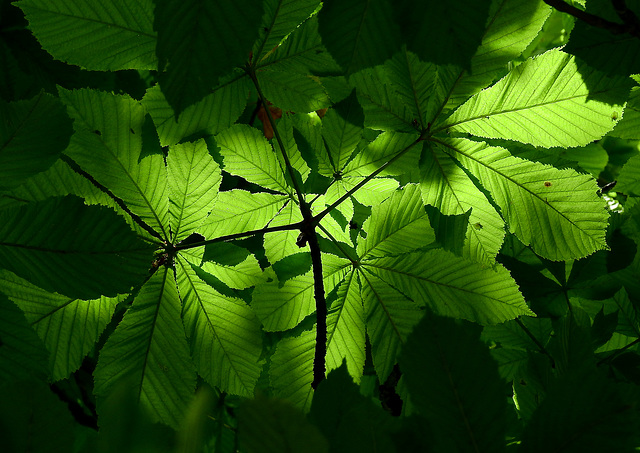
top-left (16, 0), bottom-right (157, 70)
top-left (358, 184), bottom-right (435, 259)
top-left (269, 328), bottom-right (315, 411)
top-left (0, 92), bottom-right (72, 190)
top-left (400, 312), bottom-right (506, 452)
top-left (176, 258), bottom-right (263, 396)
top-left (358, 269), bottom-right (424, 381)
top-left (200, 255), bottom-right (266, 291)
top-left (617, 154), bottom-right (640, 196)
top-left (447, 138), bottom-right (609, 260)
top-left (325, 270), bottom-right (365, 382)
top-left (143, 79), bottom-right (251, 147)
top-left (365, 249), bottom-right (533, 325)
top-left (94, 268), bottom-right (196, 428)
top-left (276, 114), bottom-right (311, 182)
top-left (440, 49), bottom-right (630, 148)
top-left (420, 142), bottom-right (505, 265)
top-left (260, 70), bottom-right (330, 113)
top-left (0, 270), bottom-right (121, 381)
top-left (321, 91), bottom-right (364, 175)
top-left (447, 0), bottom-right (552, 109)
top-left (155, 0), bottom-right (262, 115)
top-left (238, 395), bottom-right (329, 453)
top-left (263, 201), bottom-right (303, 264)
top-left (610, 85), bottom-right (640, 139)
top-left (200, 190), bottom-right (289, 239)
top-left (0, 292), bottom-right (49, 383)
top-left (344, 131), bottom-right (420, 177)
top-left (167, 140), bottom-right (222, 243)
top-left (216, 124), bottom-right (290, 194)
top-left (254, 0), bottom-right (320, 61)
top-left (318, 0), bottom-right (400, 75)
top-left (0, 196), bottom-right (154, 300)
top-left (59, 88), bottom-right (170, 238)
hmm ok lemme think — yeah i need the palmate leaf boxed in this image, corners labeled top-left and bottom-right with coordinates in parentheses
top-left (318, 0), bottom-right (400, 76)
top-left (94, 267), bottom-right (196, 429)
top-left (59, 87), bottom-right (171, 239)
top-left (0, 269), bottom-right (121, 381)
top-left (357, 184), bottom-right (435, 259)
top-left (167, 139), bottom-right (222, 243)
top-left (420, 142), bottom-right (505, 265)
top-left (16, 0), bottom-right (157, 70)
top-left (175, 258), bottom-right (263, 396)
top-left (400, 312), bottom-right (506, 452)
top-left (0, 92), bottom-right (73, 190)
top-left (440, 49), bottom-right (630, 148)
top-left (443, 137), bottom-right (609, 260)
top-left (154, 0), bottom-right (262, 116)
top-left (0, 196), bottom-right (153, 300)
top-left (200, 190), bottom-right (289, 239)
top-left (216, 124), bottom-right (290, 194)
top-left (142, 78), bottom-right (251, 147)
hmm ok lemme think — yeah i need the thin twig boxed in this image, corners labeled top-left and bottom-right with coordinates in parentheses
top-left (542, 0), bottom-right (640, 37)
top-left (514, 317), bottom-right (556, 368)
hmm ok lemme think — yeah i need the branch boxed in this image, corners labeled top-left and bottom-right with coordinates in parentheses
top-left (308, 230), bottom-right (327, 389)
top-left (542, 0), bottom-right (640, 37)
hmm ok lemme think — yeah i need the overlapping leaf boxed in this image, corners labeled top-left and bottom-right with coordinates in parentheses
top-left (176, 258), bottom-right (263, 396)
top-left (440, 49), bottom-right (630, 148)
top-left (0, 196), bottom-right (153, 299)
top-left (59, 88), bottom-right (171, 239)
top-left (167, 140), bottom-right (222, 242)
top-left (17, 0), bottom-right (157, 70)
top-left (94, 268), bottom-right (196, 428)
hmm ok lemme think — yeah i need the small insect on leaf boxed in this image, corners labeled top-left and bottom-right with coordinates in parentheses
top-left (611, 111), bottom-right (619, 121)
top-left (544, 181), bottom-right (552, 187)
top-left (473, 222), bottom-right (483, 230)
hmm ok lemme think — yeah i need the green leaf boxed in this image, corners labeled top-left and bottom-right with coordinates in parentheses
top-left (320, 90), bottom-right (364, 175)
top-left (176, 258), bottom-right (263, 396)
top-left (400, 312), bottom-right (506, 452)
top-left (260, 70), bottom-right (330, 113)
top-left (94, 267), bottom-right (196, 428)
top-left (0, 292), bottom-right (49, 383)
top-left (357, 184), bottom-right (435, 259)
top-left (318, 0), bottom-right (400, 76)
top-left (263, 201), bottom-right (304, 264)
top-left (276, 114), bottom-right (311, 182)
top-left (344, 131), bottom-right (420, 177)
top-left (0, 269), bottom-right (121, 381)
top-left (200, 254), bottom-right (266, 291)
top-left (440, 49), bottom-right (630, 148)
top-left (617, 154), bottom-right (640, 196)
top-left (238, 395), bottom-right (329, 453)
top-left (610, 84), bottom-right (640, 139)
top-left (364, 249), bottom-right (533, 325)
top-left (269, 328), bottom-right (315, 411)
top-left (445, 138), bottom-right (609, 260)
top-left (216, 124), bottom-right (290, 194)
top-left (397, 0), bottom-right (490, 70)
top-left (59, 87), bottom-right (171, 238)
top-left (155, 0), bottom-right (262, 115)
top-left (0, 92), bottom-right (73, 190)
top-left (254, 0), bottom-right (320, 62)
top-left (16, 0), bottom-right (157, 70)
top-left (420, 142), bottom-right (505, 265)
top-left (0, 196), bottom-right (154, 300)
top-left (168, 139), bottom-right (222, 243)
top-left (200, 190), bottom-right (289, 239)
top-left (142, 79), bottom-right (251, 147)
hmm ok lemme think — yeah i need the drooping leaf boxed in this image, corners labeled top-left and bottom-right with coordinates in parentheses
top-left (318, 0), bottom-right (400, 76)
top-left (400, 312), bottom-right (507, 452)
top-left (59, 87), bottom-right (171, 239)
top-left (175, 258), bottom-right (263, 396)
top-left (0, 269), bottom-right (121, 381)
top-left (0, 196), bottom-right (154, 300)
top-left (0, 292), bottom-right (49, 383)
top-left (0, 92), bottom-right (73, 190)
top-left (167, 139), bottom-right (222, 243)
top-left (155, 0), bottom-right (263, 115)
top-left (216, 124), bottom-right (290, 194)
top-left (94, 268), bottom-right (196, 428)
top-left (444, 138), bottom-right (609, 260)
top-left (16, 0), bottom-right (157, 70)
top-left (200, 190), bottom-right (289, 239)
top-left (357, 184), bottom-right (435, 259)
top-left (440, 49), bottom-right (631, 148)
top-left (142, 79), bottom-right (251, 147)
